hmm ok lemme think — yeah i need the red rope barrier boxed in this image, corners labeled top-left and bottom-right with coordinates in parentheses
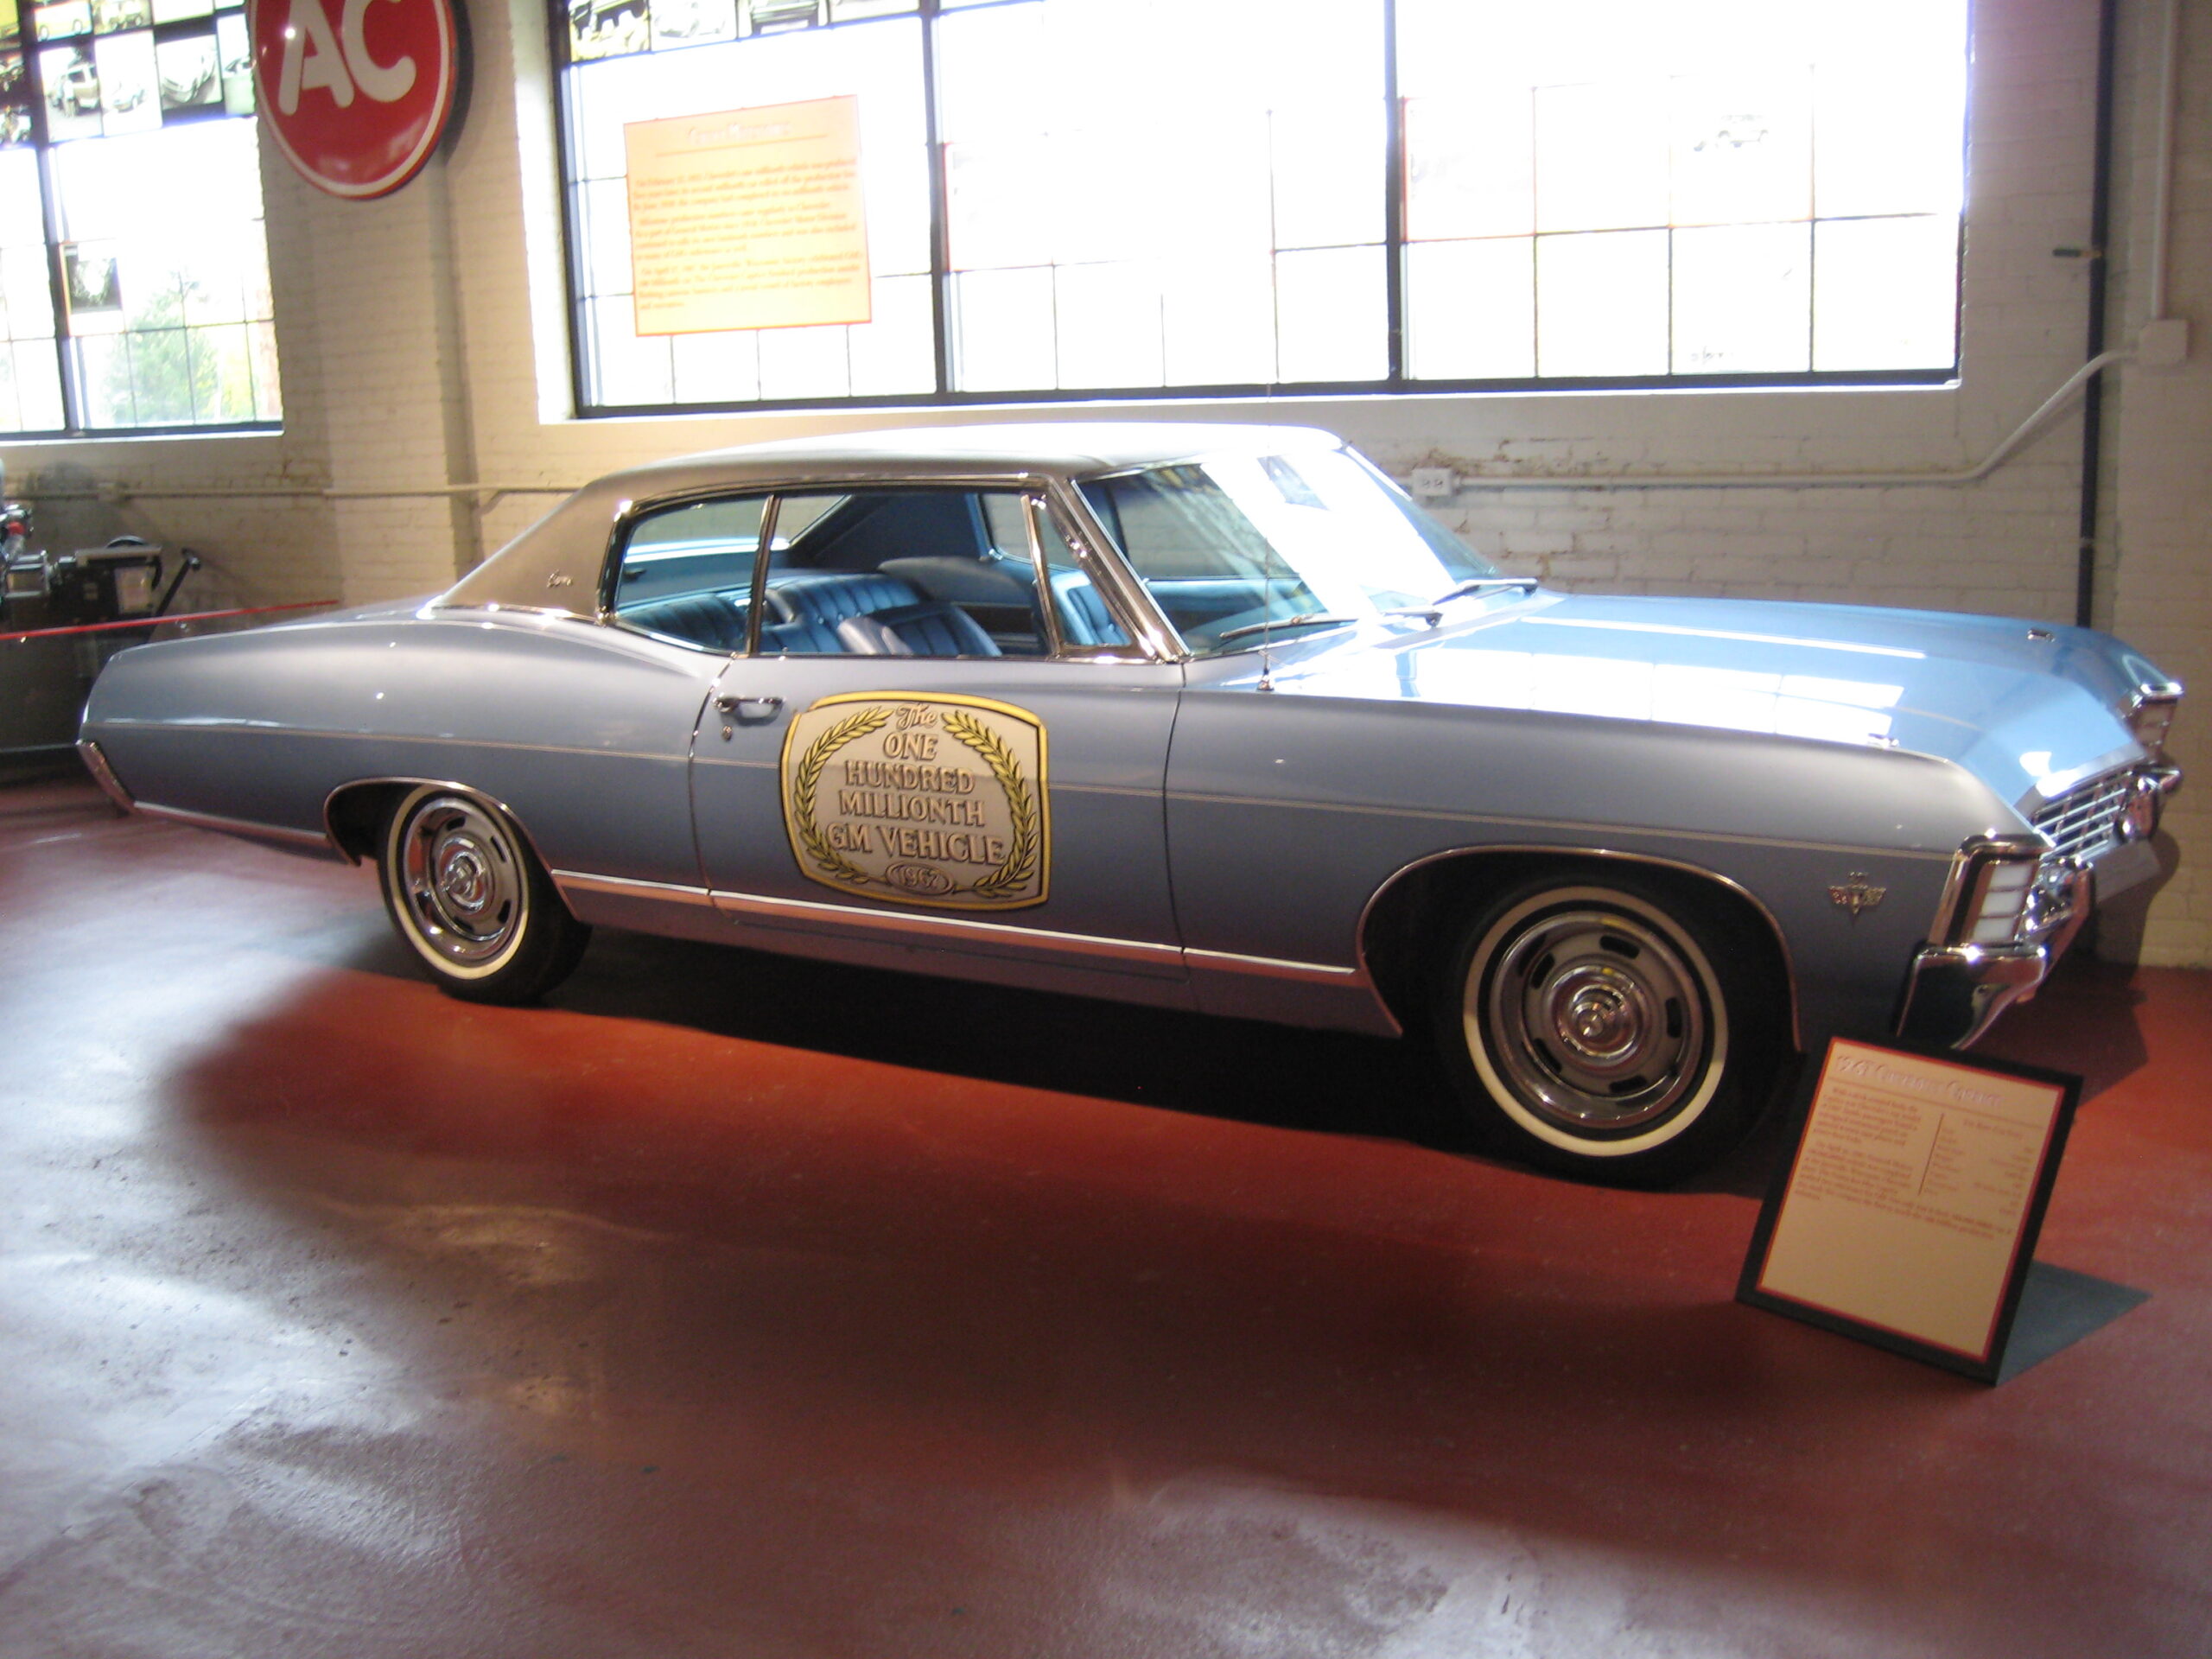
top-left (0, 600), bottom-right (339, 645)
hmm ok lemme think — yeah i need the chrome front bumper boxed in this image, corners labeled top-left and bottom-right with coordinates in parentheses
top-left (1896, 941), bottom-right (2052, 1049)
top-left (1896, 855), bottom-right (2094, 1048)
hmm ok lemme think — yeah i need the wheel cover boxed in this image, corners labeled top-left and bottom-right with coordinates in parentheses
top-left (1478, 902), bottom-right (1712, 1135)
top-left (396, 795), bottom-right (527, 969)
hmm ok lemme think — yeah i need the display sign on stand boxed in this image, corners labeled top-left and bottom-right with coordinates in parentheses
top-left (1738, 1036), bottom-right (2082, 1383)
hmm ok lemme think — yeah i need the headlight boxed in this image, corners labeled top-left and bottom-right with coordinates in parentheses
top-left (1937, 836), bottom-right (2047, 948)
top-left (2127, 689), bottom-right (2181, 762)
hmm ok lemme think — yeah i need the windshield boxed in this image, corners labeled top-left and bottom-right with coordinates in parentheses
top-left (1078, 447), bottom-right (1499, 654)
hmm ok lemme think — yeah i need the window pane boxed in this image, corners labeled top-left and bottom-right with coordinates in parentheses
top-left (1536, 228), bottom-right (1669, 378)
top-left (1814, 215), bottom-right (1959, 371)
top-left (588, 295), bottom-right (674, 404)
top-left (758, 320), bottom-right (850, 401)
top-left (672, 329), bottom-right (760, 404)
top-left (565, 14), bottom-right (926, 410)
top-left (1055, 261), bottom-right (1163, 391)
top-left (190, 321), bottom-right (254, 423)
top-left (1402, 0), bottom-right (1962, 385)
top-left (1815, 64), bottom-right (1964, 219)
top-left (1160, 256), bottom-right (1274, 387)
top-left (72, 330), bottom-right (130, 425)
top-left (1274, 245), bottom-right (1384, 384)
top-left (932, 0), bottom-right (1379, 395)
top-left (1270, 102), bottom-right (1382, 251)
top-left (1405, 238), bottom-right (1535, 380)
top-left (45, 117), bottom-right (275, 429)
top-left (1669, 69), bottom-right (1812, 228)
top-left (847, 271), bottom-right (932, 396)
top-left (1672, 221), bottom-right (1810, 373)
top-left (1404, 95), bottom-right (1534, 243)
top-left (1535, 81), bottom-right (1669, 233)
top-left (952, 265), bottom-right (1053, 392)
top-left (10, 342), bottom-right (65, 431)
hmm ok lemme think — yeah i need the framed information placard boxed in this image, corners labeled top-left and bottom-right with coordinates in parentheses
top-left (1738, 1036), bottom-right (2082, 1383)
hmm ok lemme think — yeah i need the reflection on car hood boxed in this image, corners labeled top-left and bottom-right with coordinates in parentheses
top-left (1263, 590), bottom-right (2166, 811)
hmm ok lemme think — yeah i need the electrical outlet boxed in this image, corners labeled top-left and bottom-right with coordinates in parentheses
top-left (1409, 467), bottom-right (1458, 500)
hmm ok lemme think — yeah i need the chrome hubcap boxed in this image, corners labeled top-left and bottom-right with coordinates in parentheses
top-left (398, 796), bottom-right (525, 967)
top-left (1481, 904), bottom-right (1710, 1134)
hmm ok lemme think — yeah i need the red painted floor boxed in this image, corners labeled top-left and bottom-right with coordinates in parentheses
top-left (1, 774), bottom-right (2207, 1657)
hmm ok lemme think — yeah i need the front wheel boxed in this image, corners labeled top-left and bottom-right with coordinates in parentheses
top-left (378, 785), bottom-right (589, 1005)
top-left (1433, 873), bottom-right (1783, 1185)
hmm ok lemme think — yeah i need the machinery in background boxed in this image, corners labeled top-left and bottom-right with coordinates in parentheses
top-left (3, 494), bottom-right (202, 769)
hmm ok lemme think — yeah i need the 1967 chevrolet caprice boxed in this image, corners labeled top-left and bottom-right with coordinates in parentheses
top-left (77, 424), bottom-right (2183, 1182)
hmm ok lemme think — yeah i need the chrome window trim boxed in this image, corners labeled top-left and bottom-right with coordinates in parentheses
top-left (589, 474), bottom-right (1181, 666)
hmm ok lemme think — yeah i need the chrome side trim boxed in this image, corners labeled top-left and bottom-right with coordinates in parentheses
top-left (552, 870), bottom-right (717, 908)
top-left (92, 722), bottom-right (693, 768)
top-left (1353, 842), bottom-right (1807, 1048)
top-left (137, 801), bottom-right (338, 852)
top-left (75, 739), bottom-right (135, 811)
top-left (1166, 789), bottom-right (1957, 862)
top-left (1183, 948), bottom-right (1366, 986)
top-left (709, 887), bottom-right (1185, 974)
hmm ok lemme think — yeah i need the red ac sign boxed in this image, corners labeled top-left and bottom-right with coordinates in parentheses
top-left (250, 0), bottom-right (459, 199)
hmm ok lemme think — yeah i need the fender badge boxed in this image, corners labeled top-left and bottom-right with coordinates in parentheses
top-left (1828, 873), bottom-right (1886, 918)
top-left (546, 571), bottom-right (575, 588)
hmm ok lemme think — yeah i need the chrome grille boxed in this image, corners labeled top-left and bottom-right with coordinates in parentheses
top-left (2033, 773), bottom-right (2134, 861)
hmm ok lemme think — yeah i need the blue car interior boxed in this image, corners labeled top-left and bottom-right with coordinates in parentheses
top-left (613, 488), bottom-right (1127, 658)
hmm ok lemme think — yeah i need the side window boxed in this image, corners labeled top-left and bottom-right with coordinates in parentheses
top-left (607, 496), bottom-right (766, 653)
top-left (753, 487), bottom-right (1077, 661)
top-left (1032, 500), bottom-right (1130, 651)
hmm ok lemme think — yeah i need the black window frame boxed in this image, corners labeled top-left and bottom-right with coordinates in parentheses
top-left (551, 0), bottom-right (1967, 420)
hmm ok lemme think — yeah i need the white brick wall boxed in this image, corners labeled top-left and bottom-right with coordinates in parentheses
top-left (4, 0), bottom-right (2208, 963)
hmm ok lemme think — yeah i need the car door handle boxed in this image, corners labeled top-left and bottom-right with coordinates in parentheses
top-left (714, 694), bottom-right (783, 737)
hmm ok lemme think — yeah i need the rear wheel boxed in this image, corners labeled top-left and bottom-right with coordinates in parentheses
top-left (378, 786), bottom-right (589, 1005)
top-left (1433, 871), bottom-right (1783, 1185)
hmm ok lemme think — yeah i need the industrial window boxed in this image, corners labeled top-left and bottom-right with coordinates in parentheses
top-left (0, 0), bottom-right (279, 435)
top-left (555, 0), bottom-right (1966, 415)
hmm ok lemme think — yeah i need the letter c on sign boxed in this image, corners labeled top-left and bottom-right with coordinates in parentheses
top-left (342, 0), bottom-right (417, 103)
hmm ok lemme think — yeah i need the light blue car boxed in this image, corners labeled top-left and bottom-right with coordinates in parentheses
top-left (78, 423), bottom-right (2183, 1182)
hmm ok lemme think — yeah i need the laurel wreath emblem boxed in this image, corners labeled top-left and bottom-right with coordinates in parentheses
top-left (787, 701), bottom-right (1043, 905)
top-left (942, 709), bottom-right (1040, 899)
top-left (791, 706), bottom-right (892, 885)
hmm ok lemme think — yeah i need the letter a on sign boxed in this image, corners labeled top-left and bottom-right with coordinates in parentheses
top-left (250, 0), bottom-right (458, 198)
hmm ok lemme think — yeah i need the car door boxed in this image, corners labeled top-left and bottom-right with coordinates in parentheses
top-left (682, 482), bottom-right (1192, 1007)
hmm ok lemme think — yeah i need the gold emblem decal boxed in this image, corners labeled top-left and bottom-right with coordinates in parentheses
top-left (1827, 873), bottom-right (1886, 918)
top-left (781, 693), bottom-right (1048, 910)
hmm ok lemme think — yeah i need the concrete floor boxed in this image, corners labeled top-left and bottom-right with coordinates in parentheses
top-left (2, 773), bottom-right (2208, 1659)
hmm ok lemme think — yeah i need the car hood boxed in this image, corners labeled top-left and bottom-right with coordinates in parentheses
top-left (1255, 590), bottom-right (2171, 815)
